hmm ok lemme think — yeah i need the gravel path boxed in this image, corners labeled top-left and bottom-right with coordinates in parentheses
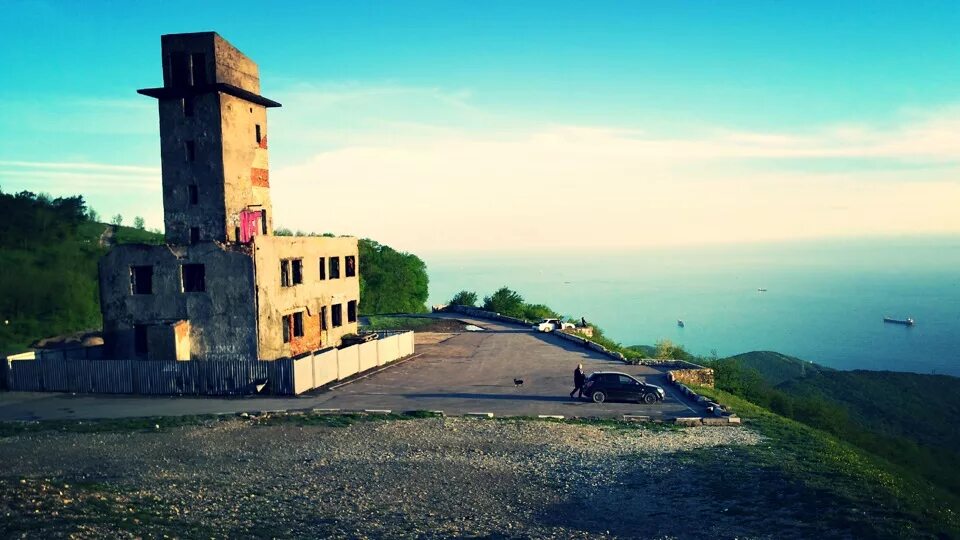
top-left (1, 417), bottom-right (778, 538)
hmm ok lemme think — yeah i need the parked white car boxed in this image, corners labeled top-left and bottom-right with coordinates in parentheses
top-left (532, 318), bottom-right (574, 332)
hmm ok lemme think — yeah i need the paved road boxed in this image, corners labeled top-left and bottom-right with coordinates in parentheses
top-left (0, 318), bottom-right (705, 421)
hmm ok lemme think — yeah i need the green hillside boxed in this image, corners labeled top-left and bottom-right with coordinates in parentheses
top-left (727, 350), bottom-right (832, 385)
top-left (0, 190), bottom-right (163, 356)
top-left (707, 351), bottom-right (960, 509)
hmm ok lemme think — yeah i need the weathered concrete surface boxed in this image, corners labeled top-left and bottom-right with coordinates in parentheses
top-left (98, 243), bottom-right (258, 361)
top-left (0, 319), bottom-right (705, 421)
top-left (253, 235), bottom-right (360, 359)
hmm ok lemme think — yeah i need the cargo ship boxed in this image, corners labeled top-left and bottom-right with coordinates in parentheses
top-left (883, 317), bottom-right (915, 326)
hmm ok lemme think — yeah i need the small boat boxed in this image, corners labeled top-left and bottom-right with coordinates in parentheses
top-left (883, 317), bottom-right (915, 326)
top-left (677, 320), bottom-right (685, 328)
top-left (757, 288), bottom-right (767, 292)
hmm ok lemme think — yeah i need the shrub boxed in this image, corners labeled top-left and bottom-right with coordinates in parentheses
top-left (449, 290), bottom-right (478, 307)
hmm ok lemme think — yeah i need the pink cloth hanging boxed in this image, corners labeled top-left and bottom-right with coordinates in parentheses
top-left (239, 210), bottom-right (262, 243)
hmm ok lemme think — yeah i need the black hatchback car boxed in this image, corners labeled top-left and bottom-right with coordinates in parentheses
top-left (582, 371), bottom-right (665, 404)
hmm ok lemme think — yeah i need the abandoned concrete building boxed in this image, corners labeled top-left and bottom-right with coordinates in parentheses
top-left (99, 32), bottom-right (360, 362)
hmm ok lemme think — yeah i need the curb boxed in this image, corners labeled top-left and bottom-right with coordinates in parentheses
top-left (464, 412), bottom-right (494, 418)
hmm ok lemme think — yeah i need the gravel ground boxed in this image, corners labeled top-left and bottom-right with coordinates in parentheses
top-left (0, 415), bottom-right (842, 539)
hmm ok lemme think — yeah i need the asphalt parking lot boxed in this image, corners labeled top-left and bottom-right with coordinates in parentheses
top-left (0, 318), bottom-right (705, 421)
top-left (311, 317), bottom-right (704, 419)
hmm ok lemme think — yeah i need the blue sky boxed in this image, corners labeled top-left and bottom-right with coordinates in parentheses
top-left (2, 1), bottom-right (958, 251)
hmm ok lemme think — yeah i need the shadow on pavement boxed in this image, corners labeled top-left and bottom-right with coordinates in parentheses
top-left (403, 392), bottom-right (575, 403)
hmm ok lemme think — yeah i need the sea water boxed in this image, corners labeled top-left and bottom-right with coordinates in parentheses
top-left (423, 236), bottom-right (960, 376)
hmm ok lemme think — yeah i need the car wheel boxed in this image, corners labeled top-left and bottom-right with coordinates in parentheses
top-left (592, 391), bottom-right (606, 404)
top-left (643, 392), bottom-right (657, 404)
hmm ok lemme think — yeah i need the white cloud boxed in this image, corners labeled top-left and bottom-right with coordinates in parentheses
top-left (267, 95), bottom-right (960, 252)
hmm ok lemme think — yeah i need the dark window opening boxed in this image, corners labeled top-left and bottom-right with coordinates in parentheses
top-left (185, 140), bottom-right (195, 162)
top-left (292, 259), bottom-right (303, 285)
top-left (261, 210), bottom-right (268, 234)
top-left (189, 227), bottom-right (200, 244)
top-left (182, 96), bottom-right (195, 117)
top-left (282, 314), bottom-right (291, 343)
top-left (134, 324), bottom-right (148, 356)
top-left (345, 256), bottom-right (356, 277)
top-left (130, 265), bottom-right (153, 295)
top-left (235, 226), bottom-right (241, 243)
top-left (318, 257), bottom-right (326, 280)
top-left (347, 300), bottom-right (357, 323)
top-left (320, 306), bottom-right (328, 331)
top-left (293, 312), bottom-right (304, 337)
top-left (181, 263), bottom-right (205, 292)
top-left (190, 53), bottom-right (207, 85)
top-left (329, 257), bottom-right (340, 279)
top-left (170, 52), bottom-right (190, 87)
top-left (188, 184), bottom-right (198, 205)
top-left (280, 260), bottom-right (291, 287)
top-left (255, 124), bottom-right (262, 145)
top-left (332, 304), bottom-right (343, 328)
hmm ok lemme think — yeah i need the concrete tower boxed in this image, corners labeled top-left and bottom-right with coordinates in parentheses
top-left (98, 32), bottom-right (360, 368)
top-left (137, 32), bottom-right (279, 245)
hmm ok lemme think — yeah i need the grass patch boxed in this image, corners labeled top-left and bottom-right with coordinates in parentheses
top-left (692, 385), bottom-right (960, 537)
top-left (363, 316), bottom-right (446, 331)
top-left (0, 414), bottom-right (224, 438)
top-left (253, 411), bottom-right (428, 428)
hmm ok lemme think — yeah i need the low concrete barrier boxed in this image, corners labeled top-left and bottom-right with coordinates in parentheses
top-left (312, 348), bottom-right (338, 388)
top-left (337, 346), bottom-right (360, 380)
top-left (358, 341), bottom-right (378, 371)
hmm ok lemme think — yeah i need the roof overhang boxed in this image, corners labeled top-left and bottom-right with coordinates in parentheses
top-left (137, 82), bottom-right (281, 108)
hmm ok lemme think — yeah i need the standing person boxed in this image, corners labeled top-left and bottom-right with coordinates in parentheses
top-left (570, 363), bottom-right (585, 399)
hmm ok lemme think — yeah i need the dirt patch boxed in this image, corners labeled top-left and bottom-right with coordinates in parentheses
top-left (414, 332), bottom-right (457, 345)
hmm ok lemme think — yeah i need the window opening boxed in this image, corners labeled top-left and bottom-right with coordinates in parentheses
top-left (189, 227), bottom-right (200, 244)
top-left (130, 265), bottom-right (153, 295)
top-left (188, 184), bottom-right (198, 204)
top-left (261, 210), bottom-right (268, 234)
top-left (293, 312), bottom-right (304, 337)
top-left (181, 264), bottom-right (205, 292)
top-left (318, 257), bottom-right (326, 280)
top-left (282, 314), bottom-right (291, 343)
top-left (320, 306), bottom-right (328, 331)
top-left (292, 259), bottom-right (303, 285)
top-left (190, 53), bottom-right (207, 85)
top-left (345, 256), bottom-right (356, 277)
top-left (169, 52), bottom-right (190, 87)
top-left (329, 256), bottom-right (340, 279)
top-left (134, 324), bottom-right (148, 355)
top-left (347, 300), bottom-right (357, 323)
top-left (280, 260), bottom-right (290, 287)
top-left (185, 140), bottom-right (195, 162)
top-left (332, 303), bottom-right (343, 328)
top-left (255, 124), bottom-right (262, 145)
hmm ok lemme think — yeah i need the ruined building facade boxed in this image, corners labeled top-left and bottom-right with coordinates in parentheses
top-left (99, 32), bottom-right (360, 362)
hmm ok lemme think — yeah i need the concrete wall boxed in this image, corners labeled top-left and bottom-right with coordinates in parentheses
top-left (312, 348), bottom-right (338, 387)
top-left (337, 345), bottom-right (359, 380)
top-left (253, 236), bottom-right (361, 360)
top-left (358, 341), bottom-right (378, 371)
top-left (99, 243), bottom-right (257, 361)
top-left (220, 91), bottom-right (273, 242)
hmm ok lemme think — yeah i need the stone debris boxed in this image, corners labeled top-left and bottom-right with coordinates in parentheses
top-left (0, 418), bottom-right (768, 538)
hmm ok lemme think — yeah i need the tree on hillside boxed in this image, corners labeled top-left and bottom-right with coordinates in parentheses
top-left (449, 290), bottom-right (478, 307)
top-left (358, 239), bottom-right (429, 314)
top-left (110, 214), bottom-right (123, 226)
top-left (483, 287), bottom-right (525, 316)
top-left (133, 216), bottom-right (145, 230)
top-left (655, 339), bottom-right (691, 360)
top-left (87, 208), bottom-right (100, 222)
